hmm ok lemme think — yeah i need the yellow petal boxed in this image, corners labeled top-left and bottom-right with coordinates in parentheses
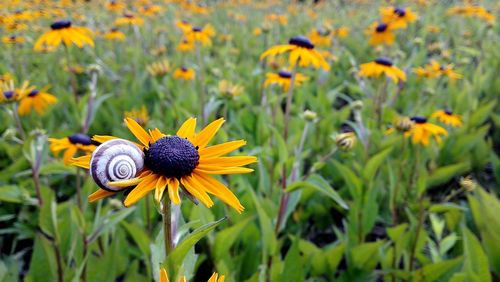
top-left (176, 117), bottom-right (197, 140)
top-left (88, 189), bottom-right (116, 202)
top-left (194, 118), bottom-right (225, 148)
top-left (124, 118), bottom-right (152, 147)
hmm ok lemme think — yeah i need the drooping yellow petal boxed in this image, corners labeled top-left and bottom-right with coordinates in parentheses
top-left (176, 117), bottom-right (197, 141)
top-left (193, 172), bottom-right (244, 213)
top-left (123, 174), bottom-right (159, 206)
top-left (167, 178), bottom-right (181, 204)
top-left (154, 176), bottom-right (168, 202)
top-left (124, 118), bottom-right (152, 147)
top-left (180, 176), bottom-right (214, 208)
top-left (88, 189), bottom-right (116, 202)
top-left (70, 154), bottom-right (91, 169)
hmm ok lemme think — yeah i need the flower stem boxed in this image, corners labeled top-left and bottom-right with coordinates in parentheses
top-left (195, 44), bottom-right (206, 124)
top-left (63, 44), bottom-right (78, 99)
top-left (163, 196), bottom-right (173, 256)
top-left (11, 103), bottom-right (26, 141)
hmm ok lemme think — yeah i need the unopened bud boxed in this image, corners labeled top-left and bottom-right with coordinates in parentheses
top-left (303, 110), bottom-right (318, 122)
top-left (336, 132), bottom-right (356, 151)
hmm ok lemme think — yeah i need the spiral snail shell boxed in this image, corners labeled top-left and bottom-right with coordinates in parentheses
top-left (90, 139), bottom-right (145, 192)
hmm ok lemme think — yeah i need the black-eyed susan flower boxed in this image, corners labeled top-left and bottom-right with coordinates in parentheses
top-left (175, 20), bottom-right (192, 33)
top-left (73, 118), bottom-right (256, 212)
top-left (431, 109), bottom-right (462, 127)
top-left (18, 87), bottom-right (58, 116)
top-left (447, 5), bottom-right (496, 24)
top-left (333, 26), bottom-right (349, 38)
top-left (106, 0), bottom-right (126, 12)
top-left (264, 70), bottom-right (309, 92)
top-left (184, 25), bottom-right (216, 46)
top-left (0, 80), bottom-right (31, 104)
top-left (124, 106), bottom-right (149, 127)
top-left (406, 116), bottom-right (448, 146)
top-left (34, 19), bottom-right (94, 51)
top-left (260, 36), bottom-right (330, 70)
top-left (147, 59), bottom-right (170, 77)
top-left (138, 4), bottom-right (163, 17)
top-left (307, 28), bottom-right (332, 47)
top-left (367, 22), bottom-right (395, 46)
top-left (380, 7), bottom-right (418, 29)
top-left (49, 134), bottom-right (96, 164)
top-left (358, 58), bottom-right (406, 83)
top-left (114, 12), bottom-right (144, 26)
top-left (173, 67), bottom-right (195, 81)
top-left (2, 35), bottom-right (26, 44)
top-left (104, 27), bottom-right (126, 41)
top-left (218, 80), bottom-right (244, 97)
top-left (177, 39), bottom-right (195, 52)
top-left (414, 61), bottom-right (462, 80)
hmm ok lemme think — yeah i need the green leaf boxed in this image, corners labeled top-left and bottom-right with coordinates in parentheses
top-left (332, 160), bottom-right (363, 199)
top-left (351, 241), bottom-right (383, 271)
top-left (87, 208), bottom-right (135, 243)
top-left (462, 227), bottom-right (491, 282)
top-left (0, 185), bottom-right (24, 203)
top-left (387, 224), bottom-right (408, 242)
top-left (411, 257), bottom-right (462, 282)
top-left (428, 162), bottom-right (470, 187)
top-left (325, 243), bottom-right (345, 273)
top-left (469, 100), bottom-right (496, 128)
top-left (213, 216), bottom-right (254, 260)
top-left (281, 239), bottom-right (304, 282)
top-left (249, 188), bottom-right (277, 258)
top-left (363, 147), bottom-right (392, 182)
top-left (166, 217), bottom-right (226, 278)
top-left (286, 174), bottom-right (348, 209)
top-left (121, 221), bottom-right (151, 258)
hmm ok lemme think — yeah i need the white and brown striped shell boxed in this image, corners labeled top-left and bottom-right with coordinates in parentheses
top-left (90, 139), bottom-right (144, 191)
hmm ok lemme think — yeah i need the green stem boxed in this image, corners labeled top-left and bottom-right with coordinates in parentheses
top-left (163, 196), bottom-right (173, 256)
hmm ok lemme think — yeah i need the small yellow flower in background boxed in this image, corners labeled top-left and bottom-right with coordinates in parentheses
top-left (18, 86), bottom-right (58, 116)
top-left (73, 117), bottom-right (256, 212)
top-left (124, 105), bottom-right (149, 127)
top-left (358, 58), bottom-right (406, 83)
top-left (253, 27), bottom-right (262, 36)
top-left (407, 116), bottom-right (448, 146)
top-left (138, 4), bottom-right (163, 17)
top-left (34, 19), bottom-right (94, 51)
top-left (459, 175), bottom-right (477, 192)
top-left (218, 80), bottom-right (244, 97)
top-left (2, 35), bottom-right (26, 44)
top-left (105, 0), bottom-right (126, 12)
top-left (333, 26), bottom-right (349, 38)
top-left (104, 27), bottom-right (126, 41)
top-left (173, 67), bottom-right (195, 81)
top-left (150, 46), bottom-right (168, 56)
top-left (264, 70), bottom-right (309, 92)
top-left (4, 21), bottom-right (28, 32)
top-left (379, 7), bottom-right (418, 29)
top-left (426, 25), bottom-right (441, 33)
top-left (49, 134), bottom-right (96, 164)
top-left (265, 14), bottom-right (288, 26)
top-left (147, 59), bottom-right (171, 77)
top-left (184, 25), bottom-right (216, 46)
top-left (447, 5), bottom-right (496, 24)
top-left (160, 267), bottom-right (224, 282)
top-left (414, 61), bottom-right (462, 80)
top-left (177, 39), bottom-right (195, 52)
top-left (0, 80), bottom-right (21, 104)
top-left (114, 12), bottom-right (144, 26)
top-left (307, 28), bottom-right (332, 47)
top-left (431, 109), bottom-right (462, 127)
top-left (175, 20), bottom-right (192, 33)
top-left (260, 36), bottom-right (330, 70)
top-left (336, 132), bottom-right (356, 151)
top-left (367, 22), bottom-right (395, 46)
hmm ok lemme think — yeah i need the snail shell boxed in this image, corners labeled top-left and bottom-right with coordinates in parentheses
top-left (90, 139), bottom-right (145, 192)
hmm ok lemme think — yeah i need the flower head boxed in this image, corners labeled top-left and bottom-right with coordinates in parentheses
top-left (124, 105), bottom-right (149, 127)
top-left (34, 19), bottom-right (94, 51)
top-left (407, 116), bottom-right (448, 146)
top-left (367, 22), bottom-right (395, 46)
top-left (173, 67), bottom-right (195, 81)
top-left (380, 7), bottom-right (418, 29)
top-left (263, 70), bottom-right (309, 92)
top-left (114, 12), bottom-right (144, 26)
top-left (104, 27), bottom-right (126, 41)
top-left (147, 59), bottom-right (170, 77)
top-left (49, 134), bottom-right (96, 164)
top-left (431, 109), bottom-right (462, 127)
top-left (72, 118), bottom-right (256, 213)
top-left (358, 58), bottom-right (406, 83)
top-left (18, 86), bottom-right (58, 115)
top-left (260, 36), bottom-right (330, 70)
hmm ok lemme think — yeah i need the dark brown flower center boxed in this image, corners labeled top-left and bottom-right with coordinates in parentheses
top-left (192, 27), bottom-right (202, 32)
top-left (376, 23), bottom-right (388, 32)
top-left (28, 89), bottom-right (39, 97)
top-left (289, 36), bottom-right (314, 49)
top-left (411, 116), bottom-right (427, 124)
top-left (144, 136), bottom-right (200, 178)
top-left (278, 70), bottom-right (292, 78)
top-left (394, 8), bottom-right (406, 17)
top-left (68, 133), bottom-right (92, 145)
top-left (375, 57), bottom-right (393, 66)
top-left (444, 109), bottom-right (453, 115)
top-left (51, 20), bottom-right (71, 30)
top-left (3, 90), bottom-right (14, 99)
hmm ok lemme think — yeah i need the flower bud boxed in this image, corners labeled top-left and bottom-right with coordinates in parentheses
top-left (336, 132), bottom-right (356, 151)
top-left (394, 116), bottom-right (413, 132)
top-left (303, 110), bottom-right (318, 122)
top-left (459, 175), bottom-right (476, 192)
top-left (351, 100), bottom-right (363, 111)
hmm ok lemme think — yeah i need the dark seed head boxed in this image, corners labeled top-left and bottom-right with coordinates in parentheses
top-left (411, 116), bottom-right (427, 124)
top-left (375, 23), bottom-right (388, 32)
top-left (439, 65), bottom-right (446, 71)
top-left (50, 19), bottom-right (71, 30)
top-left (444, 109), bottom-right (453, 115)
top-left (3, 90), bottom-right (14, 99)
top-left (375, 57), bottom-right (393, 66)
top-left (9, 35), bottom-right (17, 40)
top-left (181, 67), bottom-right (188, 72)
top-left (111, 27), bottom-right (119, 32)
top-left (289, 36), bottom-right (314, 49)
top-left (192, 27), bottom-right (202, 32)
top-left (68, 133), bottom-right (93, 145)
top-left (124, 12), bottom-right (134, 18)
top-left (317, 28), bottom-right (330, 36)
top-left (394, 8), bottom-right (406, 17)
top-left (28, 89), bottom-right (39, 97)
top-left (278, 70), bottom-right (292, 78)
top-left (144, 136), bottom-right (200, 178)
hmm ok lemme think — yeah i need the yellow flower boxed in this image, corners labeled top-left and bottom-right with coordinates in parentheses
top-left (367, 22), bottom-right (395, 46)
top-left (307, 28), bottom-right (332, 47)
top-left (124, 105), bottom-right (149, 127)
top-left (358, 58), bottom-right (406, 83)
top-left (175, 20), bottom-right (192, 33)
top-left (406, 116), bottom-right (448, 146)
top-left (18, 86), bottom-right (58, 116)
top-left (2, 35), bottom-right (26, 44)
top-left (104, 28), bottom-right (126, 41)
top-left (49, 134), bottom-right (96, 164)
top-left (426, 25), bottom-right (441, 33)
top-left (184, 25), bottom-right (216, 46)
top-left (0, 73), bottom-right (13, 83)
top-left (263, 70), bottom-right (309, 92)
top-left (176, 39), bottom-right (195, 52)
top-left (218, 80), bottom-right (244, 97)
top-left (265, 14), bottom-right (288, 26)
top-left (333, 26), bottom-right (349, 38)
top-left (431, 110), bottom-right (462, 127)
top-left (253, 27), bottom-right (262, 36)
top-left (380, 7), bottom-right (418, 29)
top-left (0, 80), bottom-right (32, 104)
top-left (413, 61), bottom-right (462, 80)
top-left (34, 20), bottom-right (94, 51)
top-left (260, 36), bottom-right (330, 70)
top-left (114, 12), bottom-right (144, 26)
top-left (72, 118), bottom-right (256, 212)
top-left (138, 4), bottom-right (163, 17)
top-left (160, 268), bottom-right (224, 282)
top-left (105, 1), bottom-right (126, 12)
top-left (147, 59), bottom-right (170, 77)
top-left (173, 67), bottom-right (195, 81)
